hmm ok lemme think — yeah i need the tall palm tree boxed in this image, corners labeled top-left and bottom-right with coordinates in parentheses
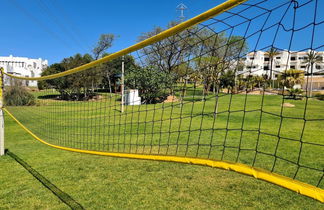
top-left (303, 50), bottom-right (323, 97)
top-left (279, 69), bottom-right (305, 89)
top-left (266, 47), bottom-right (280, 88)
top-left (278, 69), bottom-right (305, 99)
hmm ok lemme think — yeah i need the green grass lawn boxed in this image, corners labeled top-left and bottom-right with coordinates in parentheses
top-left (1, 88), bottom-right (323, 208)
top-left (6, 90), bottom-right (324, 186)
top-left (1, 114), bottom-right (323, 209)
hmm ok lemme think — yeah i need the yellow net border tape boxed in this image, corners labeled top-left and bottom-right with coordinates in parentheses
top-left (3, 108), bottom-right (324, 202)
top-left (1, 0), bottom-right (247, 81)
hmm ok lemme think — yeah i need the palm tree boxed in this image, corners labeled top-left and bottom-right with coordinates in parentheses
top-left (279, 69), bottom-right (305, 88)
top-left (266, 47), bottom-right (280, 88)
top-left (278, 69), bottom-right (305, 99)
top-left (303, 50), bottom-right (323, 97)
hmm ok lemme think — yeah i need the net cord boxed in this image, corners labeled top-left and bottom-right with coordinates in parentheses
top-left (1, 0), bottom-right (247, 81)
top-left (3, 107), bottom-right (324, 202)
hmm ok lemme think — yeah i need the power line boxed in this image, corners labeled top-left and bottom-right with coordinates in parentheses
top-left (9, 0), bottom-right (74, 50)
top-left (48, 0), bottom-right (92, 51)
top-left (35, 0), bottom-right (88, 52)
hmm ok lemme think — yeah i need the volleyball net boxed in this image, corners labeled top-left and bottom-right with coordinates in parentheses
top-left (1, 0), bottom-right (324, 202)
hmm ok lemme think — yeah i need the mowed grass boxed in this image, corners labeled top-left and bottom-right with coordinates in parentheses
top-left (6, 88), bottom-right (324, 188)
top-left (1, 115), bottom-right (323, 209)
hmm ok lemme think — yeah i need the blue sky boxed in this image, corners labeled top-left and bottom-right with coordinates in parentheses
top-left (1, 0), bottom-right (226, 64)
top-left (1, 0), bottom-right (322, 64)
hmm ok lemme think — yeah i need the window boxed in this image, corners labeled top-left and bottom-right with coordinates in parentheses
top-left (264, 57), bottom-right (269, 61)
top-left (301, 65), bottom-right (306, 68)
top-left (33, 62), bottom-right (36, 68)
top-left (290, 65), bottom-right (296, 69)
top-left (290, 57), bottom-right (296, 61)
top-left (276, 65), bottom-right (280, 68)
top-left (250, 57), bottom-right (254, 60)
top-left (264, 66), bottom-right (269, 70)
top-left (316, 65), bottom-right (321, 70)
top-left (276, 57), bottom-right (281, 59)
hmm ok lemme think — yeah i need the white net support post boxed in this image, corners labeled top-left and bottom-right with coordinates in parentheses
top-left (0, 69), bottom-right (4, 156)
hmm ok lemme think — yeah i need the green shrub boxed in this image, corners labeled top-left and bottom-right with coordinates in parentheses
top-left (4, 86), bottom-right (36, 106)
top-left (285, 88), bottom-right (303, 100)
top-left (125, 66), bottom-right (174, 104)
top-left (315, 93), bottom-right (324, 101)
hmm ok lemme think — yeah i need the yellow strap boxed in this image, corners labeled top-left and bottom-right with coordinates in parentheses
top-left (2, 0), bottom-right (247, 81)
top-left (3, 107), bottom-right (324, 202)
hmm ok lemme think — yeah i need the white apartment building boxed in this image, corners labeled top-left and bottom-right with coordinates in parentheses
top-left (0, 55), bottom-right (48, 87)
top-left (242, 50), bottom-right (324, 78)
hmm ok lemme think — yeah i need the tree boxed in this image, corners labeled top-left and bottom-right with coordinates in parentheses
top-left (189, 71), bottom-right (202, 88)
top-left (278, 69), bottom-right (304, 99)
top-left (173, 62), bottom-right (194, 97)
top-left (226, 36), bottom-right (249, 61)
top-left (98, 53), bottom-right (136, 94)
top-left (236, 74), bottom-right (246, 91)
top-left (278, 69), bottom-right (304, 89)
top-left (219, 70), bottom-right (235, 93)
top-left (92, 34), bottom-right (115, 60)
top-left (192, 29), bottom-right (248, 95)
top-left (92, 34), bottom-right (115, 93)
top-left (265, 47), bottom-right (280, 87)
top-left (235, 74), bottom-right (267, 92)
top-left (303, 50), bottom-right (323, 97)
top-left (125, 66), bottom-right (174, 104)
top-left (193, 56), bottom-right (223, 96)
top-left (40, 54), bottom-right (100, 100)
top-left (138, 21), bottom-right (194, 83)
top-left (39, 34), bottom-right (117, 99)
top-left (62, 53), bottom-right (102, 98)
top-left (245, 75), bottom-right (258, 92)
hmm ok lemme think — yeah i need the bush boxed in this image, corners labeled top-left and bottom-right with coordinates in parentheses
top-left (315, 93), bottom-right (324, 101)
top-left (285, 88), bottom-right (303, 100)
top-left (125, 66), bottom-right (174, 104)
top-left (4, 85), bottom-right (36, 106)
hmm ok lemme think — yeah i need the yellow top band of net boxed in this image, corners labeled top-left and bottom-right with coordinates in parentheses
top-left (1, 0), bottom-right (247, 81)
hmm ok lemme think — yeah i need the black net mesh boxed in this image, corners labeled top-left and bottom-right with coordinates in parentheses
top-left (3, 0), bottom-right (324, 189)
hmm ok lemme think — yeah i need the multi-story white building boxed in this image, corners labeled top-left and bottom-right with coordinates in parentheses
top-left (0, 55), bottom-right (48, 87)
top-left (242, 50), bottom-right (324, 78)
